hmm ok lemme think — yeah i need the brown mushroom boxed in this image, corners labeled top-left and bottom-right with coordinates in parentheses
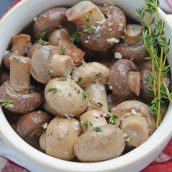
top-left (72, 5), bottom-right (126, 52)
top-left (48, 29), bottom-right (85, 65)
top-left (109, 59), bottom-right (140, 98)
top-left (80, 109), bottom-right (107, 132)
top-left (121, 115), bottom-right (149, 147)
top-left (111, 100), bottom-right (156, 135)
top-left (74, 124), bottom-right (125, 162)
top-left (39, 131), bottom-right (46, 151)
top-left (72, 62), bottom-right (109, 112)
top-left (124, 24), bottom-right (143, 45)
top-left (27, 43), bottom-right (42, 58)
top-left (113, 41), bottom-right (147, 63)
top-left (43, 101), bottom-right (59, 116)
top-left (45, 78), bottom-right (88, 117)
top-left (0, 55), bottom-right (42, 113)
top-left (33, 7), bottom-right (67, 38)
top-left (3, 52), bottom-right (18, 70)
top-left (0, 70), bottom-right (9, 85)
top-left (45, 117), bottom-right (80, 160)
top-left (16, 111), bottom-right (50, 148)
top-left (30, 45), bottom-right (74, 84)
top-left (11, 34), bottom-right (32, 56)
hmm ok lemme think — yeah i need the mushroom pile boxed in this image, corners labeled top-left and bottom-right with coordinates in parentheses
top-left (1, 0), bottom-right (169, 162)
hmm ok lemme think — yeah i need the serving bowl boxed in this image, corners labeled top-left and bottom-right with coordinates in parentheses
top-left (0, 0), bottom-right (172, 172)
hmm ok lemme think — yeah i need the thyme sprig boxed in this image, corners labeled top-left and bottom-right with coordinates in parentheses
top-left (137, 0), bottom-right (171, 126)
top-left (37, 31), bottom-right (49, 45)
top-left (0, 99), bottom-right (13, 109)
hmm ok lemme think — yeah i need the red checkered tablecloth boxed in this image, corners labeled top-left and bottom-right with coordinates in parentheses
top-left (0, 0), bottom-right (172, 171)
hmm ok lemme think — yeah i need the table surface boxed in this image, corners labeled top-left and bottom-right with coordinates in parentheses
top-left (0, 0), bottom-right (172, 172)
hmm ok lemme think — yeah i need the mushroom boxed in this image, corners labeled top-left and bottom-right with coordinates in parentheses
top-left (30, 45), bottom-right (74, 84)
top-left (80, 109), bottom-right (107, 132)
top-left (113, 41), bottom-right (147, 63)
top-left (74, 5), bottom-right (126, 52)
top-left (27, 43), bottom-right (42, 58)
top-left (11, 34), bottom-right (32, 56)
top-left (3, 52), bottom-right (18, 70)
top-left (121, 115), bottom-right (149, 147)
top-left (45, 117), bottom-right (80, 160)
top-left (39, 131), bottom-right (46, 151)
top-left (109, 59), bottom-right (141, 98)
top-left (72, 62), bottom-right (109, 112)
top-left (48, 29), bottom-right (85, 65)
top-left (43, 101), bottom-right (59, 116)
top-left (16, 111), bottom-right (50, 148)
top-left (124, 24), bottom-right (143, 45)
top-left (33, 7), bottom-right (67, 38)
top-left (45, 78), bottom-right (88, 117)
top-left (74, 124), bottom-right (125, 162)
top-left (111, 100), bottom-right (156, 135)
top-left (0, 70), bottom-right (9, 85)
top-left (66, 1), bottom-right (106, 26)
top-left (0, 55), bottom-right (42, 113)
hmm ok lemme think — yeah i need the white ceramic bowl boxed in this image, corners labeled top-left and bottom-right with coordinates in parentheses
top-left (0, 0), bottom-right (172, 172)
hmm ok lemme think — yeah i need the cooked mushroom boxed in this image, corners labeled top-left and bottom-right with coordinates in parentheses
top-left (66, 1), bottom-right (106, 26)
top-left (121, 115), bottom-right (149, 147)
top-left (27, 43), bottom-right (42, 58)
top-left (43, 101), bottom-right (59, 116)
top-left (111, 100), bottom-right (156, 135)
top-left (0, 70), bottom-right (9, 85)
top-left (80, 109), bottom-right (107, 132)
top-left (124, 24), bottom-right (143, 45)
top-left (0, 55), bottom-right (42, 113)
top-left (3, 52), bottom-right (18, 70)
top-left (45, 78), bottom-right (88, 117)
top-left (30, 45), bottom-right (74, 84)
top-left (48, 29), bottom-right (85, 65)
top-left (39, 131), bottom-right (46, 151)
top-left (33, 7), bottom-right (67, 38)
top-left (77, 5), bottom-right (126, 51)
top-left (16, 111), bottom-right (50, 148)
top-left (113, 41), bottom-right (147, 63)
top-left (109, 59), bottom-right (140, 98)
top-left (11, 34), bottom-right (31, 56)
top-left (72, 62), bottom-right (109, 112)
top-left (74, 124), bottom-right (125, 162)
top-left (45, 117), bottom-right (80, 160)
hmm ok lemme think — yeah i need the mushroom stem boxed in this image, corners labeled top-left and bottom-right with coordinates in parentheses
top-left (49, 52), bottom-right (74, 77)
top-left (86, 83), bottom-right (108, 112)
top-left (127, 71), bottom-right (141, 96)
top-left (9, 56), bottom-right (30, 93)
top-left (66, 1), bottom-right (106, 26)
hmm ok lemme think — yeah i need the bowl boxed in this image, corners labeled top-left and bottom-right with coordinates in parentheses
top-left (0, 0), bottom-right (172, 172)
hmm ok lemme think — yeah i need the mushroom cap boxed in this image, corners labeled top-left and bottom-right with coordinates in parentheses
top-left (45, 78), bottom-right (88, 117)
top-left (33, 7), bottom-right (67, 38)
top-left (80, 109), bottom-right (107, 132)
top-left (46, 117), bottom-right (80, 160)
top-left (109, 59), bottom-right (137, 97)
top-left (111, 100), bottom-right (156, 135)
top-left (30, 45), bottom-right (57, 84)
top-left (74, 124), bottom-right (125, 162)
top-left (72, 62), bottom-right (109, 88)
top-left (0, 81), bottom-right (42, 113)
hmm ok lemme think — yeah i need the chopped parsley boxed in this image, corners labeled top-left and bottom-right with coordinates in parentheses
top-left (95, 102), bottom-right (103, 108)
top-left (81, 120), bottom-right (92, 129)
top-left (77, 77), bottom-right (83, 84)
top-left (108, 113), bottom-right (117, 125)
top-left (82, 91), bottom-right (88, 100)
top-left (59, 45), bottom-right (66, 55)
top-left (70, 32), bottom-right (80, 44)
top-left (58, 76), bottom-right (67, 81)
top-left (37, 31), bottom-right (49, 45)
top-left (94, 127), bottom-right (102, 132)
top-left (0, 99), bottom-right (13, 109)
top-left (48, 88), bottom-right (61, 93)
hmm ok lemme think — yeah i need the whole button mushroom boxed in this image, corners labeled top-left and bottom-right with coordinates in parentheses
top-left (45, 78), bottom-right (88, 117)
top-left (80, 109), bottom-right (107, 132)
top-left (0, 56), bottom-right (42, 113)
top-left (113, 41), bottom-right (147, 63)
top-left (72, 62), bottom-right (109, 112)
top-left (33, 7), bottom-right (67, 38)
top-left (48, 29), bottom-right (85, 65)
top-left (43, 101), bottom-right (59, 116)
top-left (45, 117), bottom-right (80, 160)
top-left (109, 59), bottom-right (141, 98)
top-left (74, 124), bottom-right (125, 162)
top-left (111, 100), bottom-right (156, 135)
top-left (16, 111), bottom-right (51, 148)
top-left (121, 115), bottom-right (149, 147)
top-left (124, 24), bottom-right (144, 45)
top-left (31, 45), bottom-right (74, 84)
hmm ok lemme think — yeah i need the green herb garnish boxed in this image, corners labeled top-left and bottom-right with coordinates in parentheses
top-left (137, 0), bottom-right (171, 126)
top-left (81, 120), bottom-right (92, 129)
top-left (77, 77), bottom-right (83, 84)
top-left (58, 76), bottom-right (67, 81)
top-left (144, 74), bottom-right (154, 91)
top-left (37, 31), bottom-right (49, 45)
top-left (95, 72), bottom-right (102, 78)
top-left (59, 45), bottom-right (66, 55)
top-left (0, 99), bottom-right (13, 109)
top-left (95, 102), bottom-right (103, 108)
top-left (94, 127), bottom-right (102, 132)
top-left (48, 88), bottom-right (61, 93)
top-left (82, 91), bottom-right (88, 100)
top-left (82, 25), bottom-right (95, 34)
top-left (70, 32), bottom-right (80, 44)
top-left (108, 113), bottom-right (117, 125)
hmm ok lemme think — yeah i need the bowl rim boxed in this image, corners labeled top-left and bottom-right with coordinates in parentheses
top-left (0, 0), bottom-right (172, 171)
